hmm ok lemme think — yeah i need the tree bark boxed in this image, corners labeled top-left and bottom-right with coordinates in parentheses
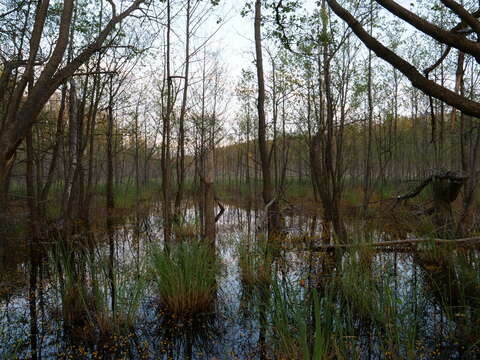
top-left (254, 0), bottom-right (281, 238)
top-left (174, 0), bottom-right (191, 217)
top-left (106, 78), bottom-right (115, 215)
top-left (161, 0), bottom-right (173, 243)
top-left (0, 0), bottom-right (145, 218)
top-left (326, 0), bottom-right (480, 119)
top-left (204, 148), bottom-right (215, 245)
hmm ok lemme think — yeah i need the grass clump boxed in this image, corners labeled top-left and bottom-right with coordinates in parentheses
top-left (238, 237), bottom-right (272, 287)
top-left (50, 244), bottom-right (146, 343)
top-left (271, 284), bottom-right (332, 360)
top-left (172, 222), bottom-right (199, 241)
top-left (150, 241), bottom-right (219, 316)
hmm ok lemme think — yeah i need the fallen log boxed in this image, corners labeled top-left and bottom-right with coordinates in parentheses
top-left (301, 236), bottom-right (480, 252)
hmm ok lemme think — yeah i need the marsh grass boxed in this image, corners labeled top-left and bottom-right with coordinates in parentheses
top-left (252, 240), bottom-right (480, 359)
top-left (418, 247), bottom-right (480, 345)
top-left (270, 282), bottom-right (332, 360)
top-left (238, 237), bottom-right (273, 287)
top-left (149, 241), bottom-right (219, 316)
top-left (50, 244), bottom-right (146, 342)
top-left (172, 221), bottom-right (199, 241)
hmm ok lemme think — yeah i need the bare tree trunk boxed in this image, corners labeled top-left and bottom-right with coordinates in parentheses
top-left (26, 127), bottom-right (41, 240)
top-left (40, 85), bottom-right (66, 216)
top-left (254, 0), bottom-right (281, 238)
top-left (198, 49), bottom-right (207, 239)
top-left (363, 0), bottom-right (374, 215)
top-left (106, 77), bottom-right (115, 215)
top-left (134, 102), bottom-right (140, 201)
top-left (246, 108), bottom-right (251, 195)
top-left (450, 51), bottom-right (465, 127)
top-left (204, 148), bottom-right (215, 244)
top-left (62, 79), bottom-right (79, 220)
top-left (0, 153), bottom-right (15, 223)
top-left (174, 0), bottom-right (191, 217)
top-left (85, 73), bottom-right (103, 218)
top-left (161, 0), bottom-right (173, 243)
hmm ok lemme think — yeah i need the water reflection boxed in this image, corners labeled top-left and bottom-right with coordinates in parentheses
top-left (0, 204), bottom-right (479, 359)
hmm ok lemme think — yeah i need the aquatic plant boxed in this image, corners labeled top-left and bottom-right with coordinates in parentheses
top-left (172, 221), bottom-right (199, 241)
top-left (150, 241), bottom-right (219, 316)
top-left (271, 284), bottom-right (332, 360)
top-left (50, 244), bottom-right (146, 342)
top-left (237, 237), bottom-right (272, 287)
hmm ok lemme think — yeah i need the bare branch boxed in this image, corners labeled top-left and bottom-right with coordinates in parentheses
top-left (327, 0), bottom-right (480, 119)
top-left (441, 0), bottom-right (480, 36)
top-left (375, 0), bottom-right (480, 60)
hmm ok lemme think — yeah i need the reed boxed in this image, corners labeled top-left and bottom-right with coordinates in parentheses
top-left (50, 244), bottom-right (146, 342)
top-left (150, 241), bottom-right (219, 316)
top-left (237, 237), bottom-right (272, 287)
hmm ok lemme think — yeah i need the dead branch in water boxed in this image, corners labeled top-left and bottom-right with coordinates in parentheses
top-left (301, 236), bottom-right (480, 252)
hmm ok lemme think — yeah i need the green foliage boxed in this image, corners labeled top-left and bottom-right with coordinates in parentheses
top-left (149, 241), bottom-right (219, 316)
top-left (270, 282), bottom-right (331, 360)
top-left (49, 244), bottom-right (146, 340)
top-left (238, 237), bottom-right (273, 287)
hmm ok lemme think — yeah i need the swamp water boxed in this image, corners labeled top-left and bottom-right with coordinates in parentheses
top-left (0, 204), bottom-right (479, 359)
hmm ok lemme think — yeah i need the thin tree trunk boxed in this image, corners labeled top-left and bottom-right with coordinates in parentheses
top-left (174, 0), bottom-right (191, 217)
top-left (161, 0), bottom-right (173, 243)
top-left (40, 85), bottom-right (67, 216)
top-left (254, 0), bottom-right (280, 238)
top-left (106, 77), bottom-right (115, 215)
top-left (363, 0), bottom-right (374, 214)
top-left (204, 148), bottom-right (215, 244)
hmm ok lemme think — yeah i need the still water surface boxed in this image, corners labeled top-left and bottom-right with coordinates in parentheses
top-left (0, 205), bottom-right (478, 359)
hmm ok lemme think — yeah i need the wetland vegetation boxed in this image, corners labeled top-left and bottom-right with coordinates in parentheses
top-left (1, 0), bottom-right (480, 358)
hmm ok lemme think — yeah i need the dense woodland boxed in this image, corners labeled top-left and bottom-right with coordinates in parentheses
top-left (1, 0), bottom-right (480, 241)
top-left (1, 0), bottom-right (480, 358)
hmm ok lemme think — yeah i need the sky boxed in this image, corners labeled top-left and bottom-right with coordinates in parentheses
top-left (135, 0), bottom-right (448, 139)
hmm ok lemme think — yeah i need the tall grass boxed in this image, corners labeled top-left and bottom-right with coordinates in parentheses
top-left (271, 283), bottom-right (332, 360)
top-left (172, 221), bottom-right (199, 241)
top-left (50, 244), bottom-right (146, 341)
top-left (237, 237), bottom-right (272, 287)
top-left (149, 241), bottom-right (219, 316)
top-left (248, 243), bottom-right (449, 359)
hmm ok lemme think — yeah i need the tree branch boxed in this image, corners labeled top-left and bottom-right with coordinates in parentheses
top-left (440, 0), bottom-right (480, 36)
top-left (396, 176), bottom-right (433, 201)
top-left (424, 46), bottom-right (451, 77)
top-left (376, 0), bottom-right (480, 59)
top-left (326, 0), bottom-right (480, 119)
